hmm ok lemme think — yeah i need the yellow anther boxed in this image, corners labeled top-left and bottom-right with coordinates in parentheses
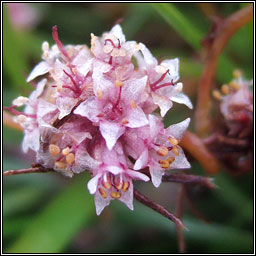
top-left (159, 160), bottom-right (170, 169)
top-left (49, 144), bottom-right (60, 155)
top-left (57, 84), bottom-right (62, 92)
top-left (115, 80), bottom-right (123, 87)
top-left (172, 146), bottom-right (179, 156)
top-left (110, 191), bottom-right (121, 199)
top-left (229, 81), bottom-right (240, 91)
top-left (111, 48), bottom-right (120, 57)
top-left (119, 49), bottom-right (126, 57)
top-left (102, 180), bottom-right (112, 190)
top-left (122, 181), bottom-right (130, 192)
top-left (17, 115), bottom-right (27, 123)
top-left (66, 153), bottom-right (75, 165)
top-left (115, 177), bottom-right (123, 190)
top-left (55, 161), bottom-right (66, 169)
top-left (43, 51), bottom-right (49, 58)
top-left (157, 146), bottom-right (169, 157)
top-left (167, 156), bottom-right (175, 164)
top-left (99, 188), bottom-right (108, 199)
top-left (62, 147), bottom-right (70, 156)
top-left (168, 137), bottom-right (178, 146)
top-left (221, 84), bottom-right (230, 95)
top-left (72, 67), bottom-right (78, 74)
top-left (212, 90), bottom-right (222, 100)
top-left (122, 118), bottom-right (129, 125)
top-left (233, 69), bottom-right (242, 78)
top-left (130, 100), bottom-right (137, 109)
top-left (97, 90), bottom-right (103, 100)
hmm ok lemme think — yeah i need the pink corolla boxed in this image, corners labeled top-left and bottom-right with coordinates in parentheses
top-left (6, 24), bottom-right (192, 214)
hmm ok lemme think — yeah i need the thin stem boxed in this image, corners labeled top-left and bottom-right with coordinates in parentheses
top-left (162, 173), bottom-right (215, 189)
top-left (195, 4), bottom-right (253, 136)
top-left (3, 167), bottom-right (53, 176)
top-left (180, 130), bottom-right (220, 174)
top-left (175, 185), bottom-right (186, 253)
top-left (134, 188), bottom-right (187, 229)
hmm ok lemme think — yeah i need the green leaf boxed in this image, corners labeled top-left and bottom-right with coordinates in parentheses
top-left (6, 174), bottom-right (96, 253)
top-left (151, 3), bottom-right (203, 50)
top-left (3, 4), bottom-right (29, 90)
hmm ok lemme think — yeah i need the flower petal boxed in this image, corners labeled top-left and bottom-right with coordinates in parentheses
top-left (127, 169), bottom-right (150, 182)
top-left (152, 93), bottom-right (173, 117)
top-left (119, 179), bottom-right (134, 210)
top-left (26, 61), bottom-right (49, 82)
top-left (160, 58), bottom-right (179, 82)
top-left (134, 149), bottom-right (149, 170)
top-left (110, 24), bottom-right (126, 44)
top-left (166, 118), bottom-right (191, 141)
top-left (125, 107), bottom-right (148, 128)
top-left (74, 97), bottom-right (100, 122)
top-left (149, 164), bottom-right (164, 188)
top-left (170, 146), bottom-right (191, 169)
top-left (171, 92), bottom-right (193, 109)
top-left (100, 120), bottom-right (125, 150)
top-left (94, 189), bottom-right (111, 215)
top-left (87, 173), bottom-right (102, 194)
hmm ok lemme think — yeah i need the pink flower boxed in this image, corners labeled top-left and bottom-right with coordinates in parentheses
top-left (6, 24), bottom-right (192, 214)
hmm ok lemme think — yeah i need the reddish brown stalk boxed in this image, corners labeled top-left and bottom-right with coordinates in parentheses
top-left (180, 130), bottom-right (220, 174)
top-left (134, 189), bottom-right (187, 230)
top-left (162, 173), bottom-right (215, 189)
top-left (3, 166), bottom-right (53, 176)
top-left (195, 4), bottom-right (253, 136)
top-left (175, 185), bottom-right (186, 253)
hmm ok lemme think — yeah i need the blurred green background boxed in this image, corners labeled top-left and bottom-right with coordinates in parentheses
top-left (3, 3), bottom-right (253, 253)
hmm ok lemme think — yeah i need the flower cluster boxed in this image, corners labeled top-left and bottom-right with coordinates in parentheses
top-left (8, 25), bottom-right (192, 215)
top-left (212, 70), bottom-right (253, 137)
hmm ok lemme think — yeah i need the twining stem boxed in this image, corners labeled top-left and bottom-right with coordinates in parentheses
top-left (134, 188), bottom-right (187, 230)
top-left (195, 4), bottom-right (253, 137)
top-left (175, 184), bottom-right (186, 253)
top-left (3, 166), bottom-right (53, 176)
top-left (180, 130), bottom-right (220, 174)
top-left (162, 172), bottom-right (215, 189)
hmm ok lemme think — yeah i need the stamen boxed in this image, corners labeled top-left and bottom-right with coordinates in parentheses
top-left (158, 160), bottom-right (170, 169)
top-left (99, 188), bottom-right (108, 199)
top-left (4, 106), bottom-right (36, 118)
top-left (104, 38), bottom-right (116, 48)
top-left (122, 118), bottom-right (129, 125)
top-left (52, 26), bottom-right (70, 61)
top-left (122, 181), bottom-right (130, 192)
top-left (115, 177), bottom-right (123, 190)
top-left (167, 156), bottom-right (175, 164)
top-left (115, 80), bottom-right (123, 87)
top-left (49, 144), bottom-right (60, 155)
top-left (233, 69), bottom-right (242, 78)
top-left (62, 147), bottom-right (70, 156)
top-left (102, 180), bottom-right (112, 190)
top-left (111, 191), bottom-right (121, 199)
top-left (221, 84), bottom-right (230, 95)
top-left (157, 146), bottom-right (169, 157)
top-left (172, 146), bottom-right (179, 156)
top-left (66, 153), bottom-right (75, 165)
top-left (130, 100), bottom-right (137, 109)
top-left (229, 81), bottom-right (240, 91)
top-left (212, 90), bottom-right (222, 100)
top-left (150, 69), bottom-right (169, 89)
top-left (97, 113), bottom-right (105, 118)
top-left (97, 90), bottom-right (103, 100)
top-left (168, 137), bottom-right (178, 146)
top-left (55, 161), bottom-right (66, 169)
top-left (63, 70), bottom-right (81, 94)
top-left (153, 81), bottom-right (174, 91)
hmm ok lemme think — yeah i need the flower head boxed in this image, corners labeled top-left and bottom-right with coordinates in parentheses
top-left (6, 24), bottom-right (192, 214)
